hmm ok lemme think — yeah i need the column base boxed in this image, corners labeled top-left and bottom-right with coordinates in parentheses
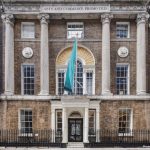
top-left (4, 91), bottom-right (14, 96)
top-left (83, 141), bottom-right (89, 143)
top-left (101, 90), bottom-right (113, 96)
top-left (136, 91), bottom-right (147, 95)
top-left (38, 91), bottom-right (49, 96)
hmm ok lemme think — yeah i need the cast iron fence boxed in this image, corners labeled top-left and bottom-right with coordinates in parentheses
top-left (87, 129), bottom-right (150, 147)
top-left (0, 129), bottom-right (63, 147)
top-left (1, 129), bottom-right (150, 147)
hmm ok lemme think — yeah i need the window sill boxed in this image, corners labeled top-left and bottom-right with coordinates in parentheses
top-left (21, 37), bottom-right (35, 39)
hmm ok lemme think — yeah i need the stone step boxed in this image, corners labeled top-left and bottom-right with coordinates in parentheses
top-left (67, 142), bottom-right (84, 148)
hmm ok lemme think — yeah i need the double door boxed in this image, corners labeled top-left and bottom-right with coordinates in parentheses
top-left (68, 118), bottom-right (83, 142)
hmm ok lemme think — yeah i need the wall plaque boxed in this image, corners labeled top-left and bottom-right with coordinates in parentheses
top-left (22, 47), bottom-right (33, 59)
top-left (117, 47), bottom-right (129, 58)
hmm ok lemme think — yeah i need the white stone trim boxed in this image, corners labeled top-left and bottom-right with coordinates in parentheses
top-left (116, 22), bottom-right (130, 38)
top-left (0, 95), bottom-right (150, 101)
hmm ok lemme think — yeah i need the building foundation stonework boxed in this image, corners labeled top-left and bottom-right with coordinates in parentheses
top-left (0, 0), bottom-right (150, 148)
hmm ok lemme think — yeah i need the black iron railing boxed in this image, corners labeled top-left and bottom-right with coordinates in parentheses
top-left (0, 129), bottom-right (63, 147)
top-left (87, 129), bottom-right (150, 147)
top-left (1, 129), bottom-right (150, 147)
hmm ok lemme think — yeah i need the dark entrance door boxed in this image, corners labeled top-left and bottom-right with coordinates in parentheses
top-left (68, 118), bottom-right (83, 142)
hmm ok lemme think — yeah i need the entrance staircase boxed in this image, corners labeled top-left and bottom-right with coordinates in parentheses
top-left (67, 142), bottom-right (84, 148)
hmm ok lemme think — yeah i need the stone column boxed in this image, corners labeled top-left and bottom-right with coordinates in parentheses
top-left (101, 14), bottom-right (113, 95)
top-left (62, 107), bottom-right (67, 143)
top-left (1, 14), bottom-right (14, 95)
top-left (136, 13), bottom-right (148, 95)
top-left (84, 107), bottom-right (89, 143)
top-left (96, 108), bottom-right (100, 142)
top-left (38, 14), bottom-right (49, 95)
top-left (51, 109), bottom-right (55, 142)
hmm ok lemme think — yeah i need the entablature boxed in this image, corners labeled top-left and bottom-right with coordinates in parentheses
top-left (3, 4), bottom-right (147, 20)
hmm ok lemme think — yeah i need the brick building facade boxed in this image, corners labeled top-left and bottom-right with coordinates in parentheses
top-left (0, 0), bottom-right (150, 146)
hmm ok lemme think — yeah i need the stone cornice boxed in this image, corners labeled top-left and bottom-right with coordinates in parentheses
top-left (3, 0), bottom-right (148, 3)
top-left (0, 95), bottom-right (150, 101)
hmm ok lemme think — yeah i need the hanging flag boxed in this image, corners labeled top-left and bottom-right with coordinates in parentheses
top-left (64, 39), bottom-right (77, 92)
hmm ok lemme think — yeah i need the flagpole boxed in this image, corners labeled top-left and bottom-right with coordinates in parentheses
top-left (74, 37), bottom-right (77, 95)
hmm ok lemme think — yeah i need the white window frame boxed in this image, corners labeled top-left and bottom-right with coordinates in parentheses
top-left (67, 22), bottom-right (84, 39)
top-left (85, 70), bottom-right (95, 95)
top-left (56, 70), bottom-right (65, 96)
top-left (21, 64), bottom-right (35, 95)
top-left (116, 22), bottom-right (130, 39)
top-left (118, 108), bottom-right (133, 136)
top-left (18, 108), bottom-right (33, 136)
top-left (89, 109), bottom-right (96, 135)
top-left (116, 63), bottom-right (130, 95)
top-left (21, 22), bottom-right (35, 39)
top-left (55, 109), bottom-right (62, 134)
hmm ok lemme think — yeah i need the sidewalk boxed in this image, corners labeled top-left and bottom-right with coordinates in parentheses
top-left (1, 147), bottom-right (150, 150)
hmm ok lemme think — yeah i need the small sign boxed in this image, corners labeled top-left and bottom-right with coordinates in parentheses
top-left (22, 47), bottom-right (33, 59)
top-left (117, 47), bottom-right (129, 58)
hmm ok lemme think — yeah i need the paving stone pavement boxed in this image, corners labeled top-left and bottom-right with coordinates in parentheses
top-left (1, 148), bottom-right (150, 150)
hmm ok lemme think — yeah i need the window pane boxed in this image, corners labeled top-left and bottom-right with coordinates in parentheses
top-left (89, 110), bottom-right (96, 135)
top-left (116, 24), bottom-right (129, 38)
top-left (56, 110), bottom-right (62, 133)
top-left (58, 72), bottom-right (64, 95)
top-left (23, 65), bottom-right (34, 95)
top-left (116, 65), bottom-right (129, 95)
top-left (67, 23), bottom-right (84, 39)
top-left (119, 109), bottom-right (131, 133)
top-left (22, 23), bottom-right (35, 38)
top-left (20, 109), bottom-right (32, 134)
top-left (86, 72), bottom-right (93, 95)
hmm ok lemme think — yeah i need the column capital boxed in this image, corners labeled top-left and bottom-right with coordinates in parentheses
top-left (1, 14), bottom-right (14, 25)
top-left (137, 13), bottom-right (149, 24)
top-left (38, 14), bottom-right (49, 24)
top-left (101, 13), bottom-right (113, 24)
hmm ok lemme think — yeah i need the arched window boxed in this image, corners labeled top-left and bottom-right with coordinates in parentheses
top-left (56, 46), bottom-right (95, 96)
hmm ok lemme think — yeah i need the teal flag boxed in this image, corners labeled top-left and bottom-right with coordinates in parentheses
top-left (64, 39), bottom-right (77, 92)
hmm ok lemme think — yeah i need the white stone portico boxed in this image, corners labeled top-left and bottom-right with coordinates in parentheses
top-left (51, 97), bottom-right (100, 143)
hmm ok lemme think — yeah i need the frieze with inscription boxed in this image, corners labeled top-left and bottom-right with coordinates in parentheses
top-left (4, 5), bottom-right (146, 14)
top-left (40, 5), bottom-right (110, 13)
